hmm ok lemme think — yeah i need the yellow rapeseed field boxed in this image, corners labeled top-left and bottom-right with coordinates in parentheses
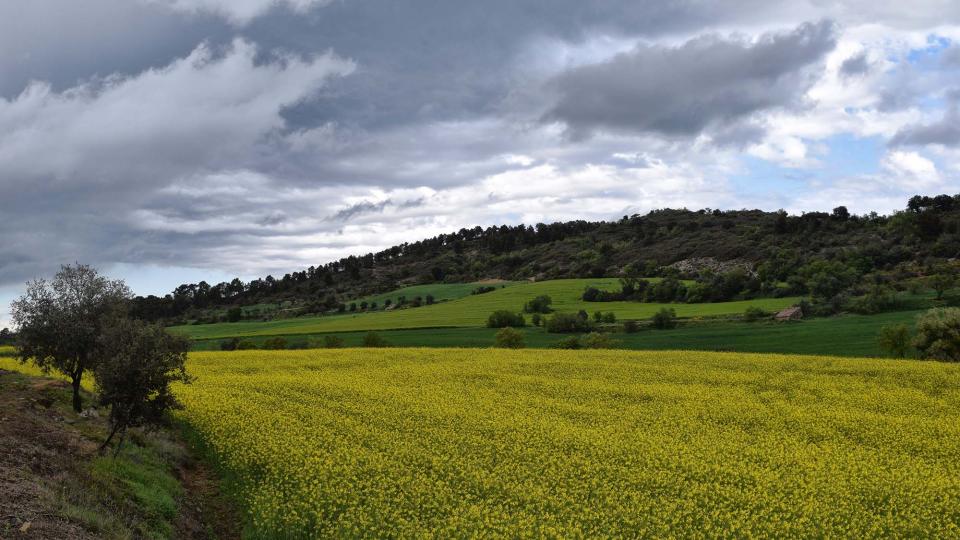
top-left (177, 349), bottom-right (960, 538)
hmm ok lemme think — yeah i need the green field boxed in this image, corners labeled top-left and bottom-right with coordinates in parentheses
top-left (177, 348), bottom-right (960, 537)
top-left (190, 310), bottom-right (922, 357)
top-left (173, 278), bottom-right (800, 340)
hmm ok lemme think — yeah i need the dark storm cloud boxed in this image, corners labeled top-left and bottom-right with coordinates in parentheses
top-left (542, 21), bottom-right (837, 138)
top-left (246, 0), bottom-right (790, 130)
top-left (891, 110), bottom-right (960, 147)
top-left (840, 52), bottom-right (872, 77)
top-left (0, 1), bottom-right (229, 98)
top-left (2, 0), bottom-right (959, 299)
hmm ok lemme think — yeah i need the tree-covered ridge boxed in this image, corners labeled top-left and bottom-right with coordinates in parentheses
top-left (131, 194), bottom-right (960, 323)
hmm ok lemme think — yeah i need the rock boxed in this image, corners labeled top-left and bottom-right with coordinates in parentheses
top-left (79, 407), bottom-right (100, 419)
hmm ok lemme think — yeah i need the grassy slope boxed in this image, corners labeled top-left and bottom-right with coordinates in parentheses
top-left (178, 348), bottom-right (960, 537)
top-left (189, 310), bottom-right (921, 357)
top-left (173, 278), bottom-right (800, 339)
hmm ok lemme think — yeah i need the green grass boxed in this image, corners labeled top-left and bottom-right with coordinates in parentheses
top-left (190, 309), bottom-right (920, 358)
top-left (172, 278), bottom-right (800, 340)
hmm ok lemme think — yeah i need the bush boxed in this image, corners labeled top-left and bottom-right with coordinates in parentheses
top-left (226, 306), bottom-right (243, 322)
top-left (263, 337), bottom-right (288, 350)
top-left (593, 311), bottom-right (603, 323)
top-left (651, 308), bottom-right (677, 330)
top-left (913, 308), bottom-right (960, 361)
top-left (487, 310), bottom-right (526, 328)
top-left (494, 327), bottom-right (525, 349)
top-left (546, 312), bottom-right (592, 333)
top-left (602, 312), bottom-right (617, 324)
top-left (531, 313), bottom-right (542, 327)
top-left (848, 286), bottom-right (899, 314)
top-left (878, 324), bottom-right (912, 358)
top-left (581, 332), bottom-right (616, 349)
top-left (742, 307), bottom-right (768, 322)
top-left (523, 295), bottom-right (553, 314)
top-left (622, 320), bottom-right (640, 333)
top-left (323, 335), bottom-right (345, 348)
top-left (237, 339), bottom-right (258, 350)
top-left (472, 286), bottom-right (496, 295)
top-left (555, 336), bottom-right (581, 349)
top-left (220, 337), bottom-right (241, 351)
top-left (94, 318), bottom-right (191, 455)
top-left (362, 332), bottom-right (389, 347)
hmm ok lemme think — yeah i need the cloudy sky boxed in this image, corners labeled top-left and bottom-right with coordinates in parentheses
top-left (2, 0), bottom-right (960, 326)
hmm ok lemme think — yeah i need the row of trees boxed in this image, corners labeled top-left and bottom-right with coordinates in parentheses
top-left (11, 264), bottom-right (189, 455)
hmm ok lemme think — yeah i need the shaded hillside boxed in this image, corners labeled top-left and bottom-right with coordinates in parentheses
top-left (132, 194), bottom-right (960, 323)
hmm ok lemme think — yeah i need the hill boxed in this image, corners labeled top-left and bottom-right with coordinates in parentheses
top-left (132, 194), bottom-right (960, 325)
top-left (171, 278), bottom-right (799, 340)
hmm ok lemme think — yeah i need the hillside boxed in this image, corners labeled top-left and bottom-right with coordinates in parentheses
top-left (171, 278), bottom-right (799, 340)
top-left (133, 194), bottom-right (960, 324)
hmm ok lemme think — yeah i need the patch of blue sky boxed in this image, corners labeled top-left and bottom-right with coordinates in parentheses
top-left (730, 134), bottom-right (884, 205)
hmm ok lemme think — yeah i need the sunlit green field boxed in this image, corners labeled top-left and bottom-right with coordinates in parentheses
top-left (187, 310), bottom-right (924, 357)
top-left (172, 278), bottom-right (800, 340)
top-left (175, 349), bottom-right (960, 537)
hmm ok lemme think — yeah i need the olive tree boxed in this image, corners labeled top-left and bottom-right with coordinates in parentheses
top-left (95, 317), bottom-right (191, 455)
top-left (11, 264), bottom-right (131, 412)
top-left (913, 308), bottom-right (960, 362)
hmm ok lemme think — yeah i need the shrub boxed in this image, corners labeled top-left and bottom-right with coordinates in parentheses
top-left (324, 336), bottom-right (346, 348)
top-left (362, 332), bottom-right (389, 347)
top-left (494, 327), bottom-right (525, 349)
top-left (742, 307), bottom-right (768, 322)
top-left (555, 336), bottom-right (581, 349)
top-left (263, 337), bottom-right (288, 350)
top-left (531, 313), bottom-right (543, 327)
top-left (94, 318), bottom-right (191, 455)
top-left (226, 306), bottom-right (243, 322)
top-left (546, 312), bottom-right (592, 333)
top-left (913, 308), bottom-right (960, 361)
top-left (878, 324), bottom-right (912, 359)
top-left (581, 332), bottom-right (616, 349)
top-left (487, 310), bottom-right (526, 328)
top-left (650, 277), bottom-right (684, 303)
top-left (651, 308), bottom-right (677, 330)
top-left (237, 339), bottom-right (258, 350)
top-left (472, 286), bottom-right (496, 295)
top-left (848, 286), bottom-right (899, 314)
top-left (287, 340), bottom-right (310, 350)
top-left (593, 311), bottom-right (603, 323)
top-left (524, 295), bottom-right (553, 314)
top-left (602, 312), bottom-right (617, 324)
top-left (622, 320), bottom-right (640, 333)
top-left (220, 337), bottom-right (241, 351)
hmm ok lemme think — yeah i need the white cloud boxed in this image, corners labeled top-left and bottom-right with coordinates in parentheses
top-left (882, 150), bottom-right (941, 187)
top-left (0, 39), bottom-right (354, 187)
top-left (145, 0), bottom-right (329, 25)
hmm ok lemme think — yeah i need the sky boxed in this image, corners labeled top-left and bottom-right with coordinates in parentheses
top-left (2, 0), bottom-right (960, 328)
